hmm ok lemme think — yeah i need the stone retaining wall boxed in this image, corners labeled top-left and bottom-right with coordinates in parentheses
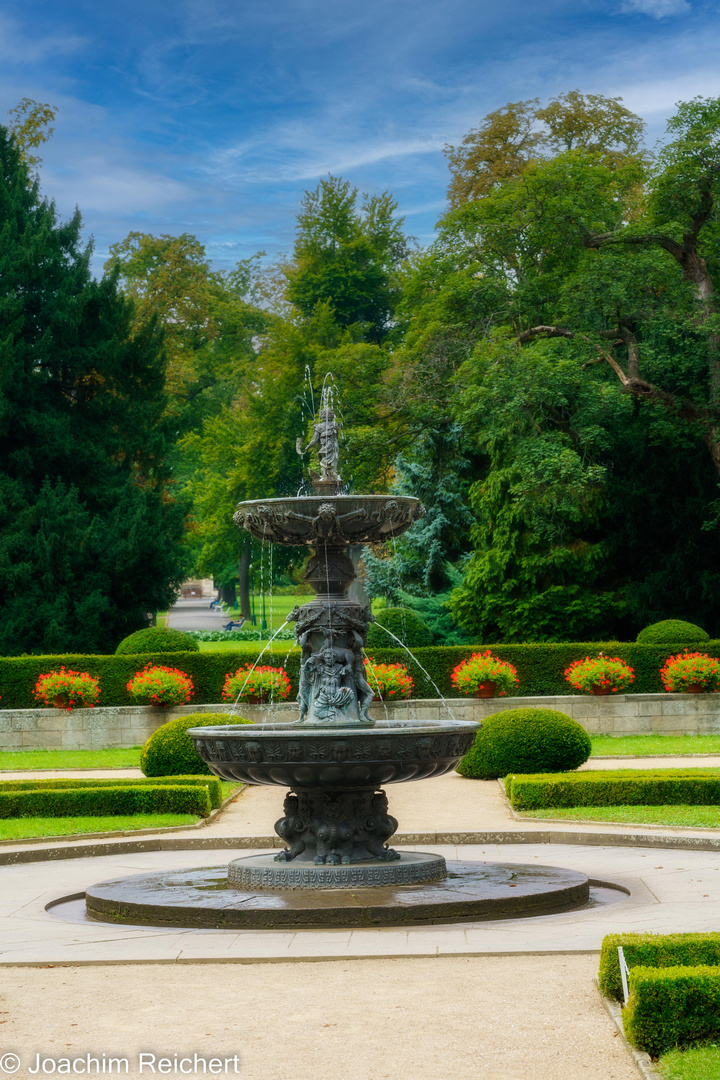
top-left (0, 693), bottom-right (718, 750)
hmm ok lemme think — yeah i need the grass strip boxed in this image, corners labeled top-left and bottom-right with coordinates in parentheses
top-left (0, 813), bottom-right (200, 840)
top-left (659, 1042), bottom-right (720, 1078)
top-left (591, 735), bottom-right (720, 757)
top-left (0, 747), bottom-right (143, 770)
top-left (518, 805), bottom-right (720, 827)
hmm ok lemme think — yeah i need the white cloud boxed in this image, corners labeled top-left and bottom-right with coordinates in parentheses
top-left (620, 0), bottom-right (691, 17)
top-left (0, 14), bottom-right (86, 64)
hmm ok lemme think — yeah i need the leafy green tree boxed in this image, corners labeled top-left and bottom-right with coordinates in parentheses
top-left (6, 98), bottom-right (57, 172)
top-left (445, 90), bottom-right (645, 209)
top-left (285, 175), bottom-right (410, 342)
top-left (0, 127), bottom-right (188, 654)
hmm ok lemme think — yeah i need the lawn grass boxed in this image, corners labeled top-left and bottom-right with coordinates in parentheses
top-left (591, 735), bottom-right (720, 756)
top-left (519, 805), bottom-right (720, 827)
top-left (0, 780), bottom-right (241, 840)
top-left (0, 747), bottom-right (143, 770)
top-left (0, 813), bottom-right (199, 840)
top-left (197, 639), bottom-right (301, 656)
top-left (659, 1043), bottom-right (720, 1079)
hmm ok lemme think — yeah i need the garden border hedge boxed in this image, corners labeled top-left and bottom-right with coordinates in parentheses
top-left (2, 640), bottom-right (719, 708)
top-left (507, 769), bottom-right (720, 810)
top-left (599, 932), bottom-right (720, 1001)
top-left (0, 776), bottom-right (223, 809)
top-left (623, 965), bottom-right (720, 1057)
top-left (0, 784), bottom-right (212, 818)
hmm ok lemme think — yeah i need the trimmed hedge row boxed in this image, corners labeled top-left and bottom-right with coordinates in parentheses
top-left (0, 784), bottom-right (212, 818)
top-left (506, 769), bottom-right (720, 810)
top-left (2, 640), bottom-right (720, 707)
top-left (623, 965), bottom-right (720, 1057)
top-left (0, 650), bottom-right (302, 709)
top-left (0, 775), bottom-right (224, 809)
top-left (599, 932), bottom-right (720, 1002)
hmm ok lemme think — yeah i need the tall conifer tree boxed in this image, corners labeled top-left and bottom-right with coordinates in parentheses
top-left (0, 127), bottom-right (188, 654)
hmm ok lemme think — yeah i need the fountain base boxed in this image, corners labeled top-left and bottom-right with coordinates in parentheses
top-left (228, 851), bottom-right (446, 889)
top-left (85, 860), bottom-right (590, 930)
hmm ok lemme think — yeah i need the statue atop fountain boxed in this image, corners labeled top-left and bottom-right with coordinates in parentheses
top-left (296, 405), bottom-right (341, 494)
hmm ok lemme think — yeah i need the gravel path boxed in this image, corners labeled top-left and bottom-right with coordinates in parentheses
top-left (0, 955), bottom-right (638, 1080)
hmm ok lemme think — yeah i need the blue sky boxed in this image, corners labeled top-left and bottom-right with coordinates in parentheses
top-left (1, 0), bottom-right (719, 275)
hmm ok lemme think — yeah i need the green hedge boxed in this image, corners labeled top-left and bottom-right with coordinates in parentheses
top-left (2, 639), bottom-right (719, 707)
top-left (599, 932), bottom-right (720, 1002)
top-left (0, 784), bottom-right (212, 818)
top-left (623, 965), bottom-right (720, 1057)
top-left (0, 650), bottom-right (302, 709)
top-left (456, 708), bottom-right (590, 779)
top-left (507, 768), bottom-right (720, 810)
top-left (0, 775), bottom-right (223, 809)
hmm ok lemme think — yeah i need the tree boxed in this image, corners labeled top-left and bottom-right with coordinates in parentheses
top-left (6, 98), bottom-right (57, 172)
top-left (0, 127), bottom-right (188, 654)
top-left (285, 175), bottom-right (410, 342)
top-left (105, 233), bottom-right (267, 435)
top-left (445, 91), bottom-right (645, 209)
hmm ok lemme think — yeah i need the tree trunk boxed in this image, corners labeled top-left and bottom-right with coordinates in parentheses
top-left (220, 582), bottom-right (237, 609)
top-left (238, 537), bottom-right (251, 618)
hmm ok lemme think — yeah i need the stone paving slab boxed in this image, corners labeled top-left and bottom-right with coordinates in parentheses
top-left (0, 839), bottom-right (718, 964)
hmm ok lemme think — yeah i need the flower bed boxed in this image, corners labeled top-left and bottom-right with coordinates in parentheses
top-left (364, 659), bottom-right (414, 700)
top-left (33, 668), bottom-right (100, 710)
top-left (222, 664), bottom-right (291, 703)
top-left (564, 654), bottom-right (634, 695)
top-left (127, 665), bottom-right (194, 707)
top-left (451, 651), bottom-right (519, 697)
top-left (660, 652), bottom-right (720, 693)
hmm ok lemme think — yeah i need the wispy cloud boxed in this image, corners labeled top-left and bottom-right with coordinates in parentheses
top-left (620, 0), bottom-right (691, 17)
top-left (0, 13), bottom-right (86, 64)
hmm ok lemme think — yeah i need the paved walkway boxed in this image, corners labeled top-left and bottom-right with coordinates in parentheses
top-left (2, 758), bottom-right (719, 1078)
top-left (166, 596), bottom-right (233, 633)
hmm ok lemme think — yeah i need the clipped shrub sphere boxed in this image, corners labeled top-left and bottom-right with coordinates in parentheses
top-left (140, 712), bottom-right (253, 776)
top-left (636, 620), bottom-right (709, 645)
top-left (116, 627), bottom-right (200, 655)
top-left (456, 707), bottom-right (591, 780)
top-left (366, 607), bottom-right (434, 649)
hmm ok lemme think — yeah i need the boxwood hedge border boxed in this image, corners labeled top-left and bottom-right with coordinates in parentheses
top-left (0, 640), bottom-right (718, 708)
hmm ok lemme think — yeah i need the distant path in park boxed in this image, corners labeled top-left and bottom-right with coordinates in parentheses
top-left (166, 597), bottom-right (230, 632)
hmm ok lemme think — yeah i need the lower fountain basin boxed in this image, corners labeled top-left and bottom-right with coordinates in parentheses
top-left (85, 860), bottom-right (591, 929)
top-left (188, 719), bottom-right (478, 788)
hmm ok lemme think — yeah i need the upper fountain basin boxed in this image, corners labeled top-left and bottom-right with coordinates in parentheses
top-left (189, 718), bottom-right (478, 789)
top-left (233, 494), bottom-right (425, 547)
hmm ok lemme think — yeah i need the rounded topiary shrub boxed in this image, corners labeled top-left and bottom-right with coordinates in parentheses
top-left (116, 627), bottom-right (200, 655)
top-left (636, 620), bottom-right (709, 645)
top-left (140, 712), bottom-right (253, 776)
top-left (456, 707), bottom-right (591, 780)
top-left (366, 607), bottom-right (434, 649)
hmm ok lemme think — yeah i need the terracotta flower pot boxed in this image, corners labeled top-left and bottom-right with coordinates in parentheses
top-left (475, 681), bottom-right (497, 699)
top-left (242, 694), bottom-right (267, 705)
top-left (53, 693), bottom-right (69, 708)
top-left (589, 685), bottom-right (612, 696)
top-left (685, 683), bottom-right (706, 694)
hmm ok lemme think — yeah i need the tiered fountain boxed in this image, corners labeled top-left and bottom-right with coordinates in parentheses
top-left (85, 401), bottom-right (590, 928)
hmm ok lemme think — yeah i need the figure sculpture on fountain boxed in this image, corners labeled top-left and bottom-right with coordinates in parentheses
top-left (296, 406), bottom-right (341, 485)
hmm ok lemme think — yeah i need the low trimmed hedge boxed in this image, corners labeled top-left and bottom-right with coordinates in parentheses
top-left (115, 628), bottom-right (200, 654)
top-left (0, 784), bottom-right (212, 818)
top-left (0, 775), bottom-right (223, 809)
top-left (2, 640), bottom-right (720, 707)
top-left (507, 769), bottom-right (720, 810)
top-left (141, 713), bottom-right (254, 776)
top-left (599, 932), bottom-right (720, 1002)
top-left (456, 708), bottom-right (590, 779)
top-left (623, 965), bottom-right (720, 1057)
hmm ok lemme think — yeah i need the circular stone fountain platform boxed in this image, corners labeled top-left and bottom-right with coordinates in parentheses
top-left (85, 859), bottom-right (590, 930)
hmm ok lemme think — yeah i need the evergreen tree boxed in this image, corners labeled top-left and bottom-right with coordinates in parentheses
top-left (0, 127), bottom-right (188, 654)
